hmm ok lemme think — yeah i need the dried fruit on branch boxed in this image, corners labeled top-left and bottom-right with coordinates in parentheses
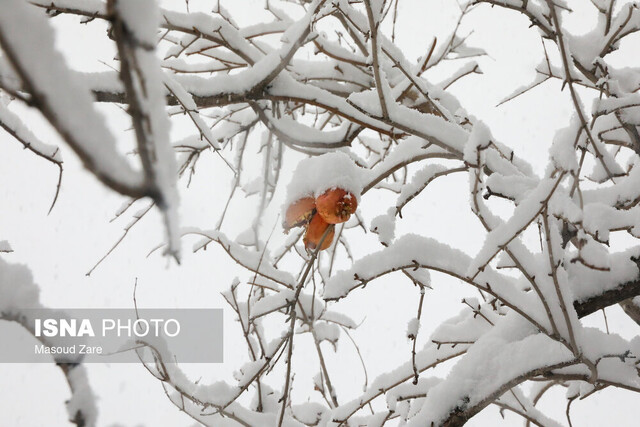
top-left (304, 214), bottom-right (334, 251)
top-left (315, 188), bottom-right (357, 224)
top-left (283, 197), bottom-right (316, 232)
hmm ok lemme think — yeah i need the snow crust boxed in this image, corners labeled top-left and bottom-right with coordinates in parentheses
top-left (0, 0), bottom-right (143, 188)
top-left (284, 151), bottom-right (365, 208)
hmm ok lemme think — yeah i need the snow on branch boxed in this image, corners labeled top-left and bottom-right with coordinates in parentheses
top-left (409, 315), bottom-right (575, 426)
top-left (0, 257), bottom-right (97, 426)
top-left (324, 234), bottom-right (551, 331)
top-left (108, 0), bottom-right (181, 258)
top-left (0, 0), bottom-right (145, 197)
top-left (3, 0), bottom-right (640, 425)
top-left (0, 240), bottom-right (13, 253)
top-left (0, 96), bottom-right (64, 212)
top-left (467, 176), bottom-right (565, 279)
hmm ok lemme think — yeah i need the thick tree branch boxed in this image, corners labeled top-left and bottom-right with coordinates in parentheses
top-left (574, 268), bottom-right (640, 318)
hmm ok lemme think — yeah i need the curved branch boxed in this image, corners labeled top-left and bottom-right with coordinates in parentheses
top-left (441, 359), bottom-right (577, 427)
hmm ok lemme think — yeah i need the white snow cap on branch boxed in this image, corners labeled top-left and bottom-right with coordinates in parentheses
top-left (370, 210), bottom-right (396, 246)
top-left (0, 257), bottom-right (41, 312)
top-left (406, 317), bottom-right (420, 339)
top-left (116, 0), bottom-right (159, 43)
top-left (549, 116), bottom-right (579, 174)
top-left (0, 97), bottom-right (62, 162)
top-left (463, 121), bottom-right (493, 165)
top-left (0, 0), bottom-right (143, 189)
top-left (115, 0), bottom-right (181, 256)
top-left (466, 177), bottom-right (561, 278)
top-left (0, 241), bottom-right (13, 253)
top-left (283, 151), bottom-right (365, 207)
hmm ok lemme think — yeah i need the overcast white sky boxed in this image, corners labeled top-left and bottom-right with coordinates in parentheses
top-left (1, 0), bottom-right (639, 425)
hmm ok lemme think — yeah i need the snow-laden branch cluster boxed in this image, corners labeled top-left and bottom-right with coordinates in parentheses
top-left (0, 0), bottom-right (181, 258)
top-left (0, 256), bottom-right (97, 426)
top-left (2, 0), bottom-right (640, 426)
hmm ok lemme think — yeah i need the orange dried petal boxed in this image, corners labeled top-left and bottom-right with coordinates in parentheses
top-left (304, 214), bottom-right (334, 251)
top-left (283, 197), bottom-right (316, 232)
top-left (315, 188), bottom-right (357, 224)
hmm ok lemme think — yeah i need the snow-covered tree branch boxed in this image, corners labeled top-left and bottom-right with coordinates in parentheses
top-left (1, 0), bottom-right (640, 425)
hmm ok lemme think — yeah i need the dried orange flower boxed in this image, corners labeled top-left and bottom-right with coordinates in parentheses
top-left (315, 188), bottom-right (357, 224)
top-left (304, 214), bottom-right (335, 251)
top-left (283, 197), bottom-right (316, 232)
